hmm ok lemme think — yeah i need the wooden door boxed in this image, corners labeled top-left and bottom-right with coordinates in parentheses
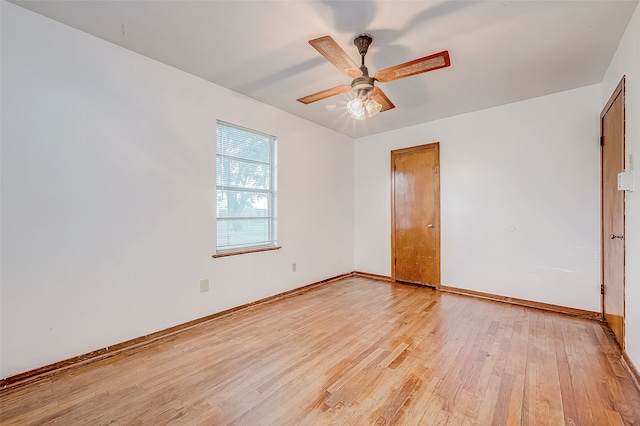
top-left (601, 77), bottom-right (626, 347)
top-left (391, 143), bottom-right (440, 287)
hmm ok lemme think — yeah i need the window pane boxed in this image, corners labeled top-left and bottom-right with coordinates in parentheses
top-left (217, 219), bottom-right (272, 249)
top-left (216, 124), bottom-right (271, 163)
top-left (216, 190), bottom-right (271, 218)
top-left (216, 156), bottom-right (271, 189)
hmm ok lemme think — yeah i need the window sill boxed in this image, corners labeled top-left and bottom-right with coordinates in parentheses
top-left (212, 245), bottom-right (282, 258)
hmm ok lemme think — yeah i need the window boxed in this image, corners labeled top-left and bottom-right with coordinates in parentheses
top-left (215, 121), bottom-right (277, 255)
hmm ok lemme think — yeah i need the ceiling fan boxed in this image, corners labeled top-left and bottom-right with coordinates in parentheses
top-left (297, 34), bottom-right (451, 120)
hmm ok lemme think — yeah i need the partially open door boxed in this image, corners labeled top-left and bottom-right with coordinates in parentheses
top-left (601, 77), bottom-right (626, 347)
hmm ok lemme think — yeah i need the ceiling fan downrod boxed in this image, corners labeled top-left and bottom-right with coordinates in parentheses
top-left (351, 34), bottom-right (375, 97)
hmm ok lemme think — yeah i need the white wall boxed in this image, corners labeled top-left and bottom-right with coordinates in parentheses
top-left (0, 2), bottom-right (355, 378)
top-left (355, 85), bottom-right (602, 312)
top-left (601, 2), bottom-right (640, 374)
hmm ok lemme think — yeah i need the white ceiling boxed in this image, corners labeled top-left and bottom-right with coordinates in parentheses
top-left (11, 0), bottom-right (639, 138)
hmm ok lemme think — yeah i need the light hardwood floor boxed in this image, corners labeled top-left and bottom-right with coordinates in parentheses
top-left (1, 276), bottom-right (639, 425)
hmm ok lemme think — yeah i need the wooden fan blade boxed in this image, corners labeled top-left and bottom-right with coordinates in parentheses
top-left (297, 85), bottom-right (352, 104)
top-left (374, 51), bottom-right (450, 83)
top-left (368, 87), bottom-right (395, 112)
top-left (309, 36), bottom-right (363, 79)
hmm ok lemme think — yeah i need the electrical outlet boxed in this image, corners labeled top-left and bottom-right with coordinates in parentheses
top-left (200, 279), bottom-right (209, 293)
top-left (292, 263), bottom-right (297, 272)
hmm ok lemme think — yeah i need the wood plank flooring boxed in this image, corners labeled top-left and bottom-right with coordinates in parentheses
top-left (1, 276), bottom-right (639, 425)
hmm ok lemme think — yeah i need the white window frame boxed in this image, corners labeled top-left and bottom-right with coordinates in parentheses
top-left (214, 120), bottom-right (279, 257)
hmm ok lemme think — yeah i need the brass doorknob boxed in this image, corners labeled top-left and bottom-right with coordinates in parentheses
top-left (427, 224), bottom-right (434, 228)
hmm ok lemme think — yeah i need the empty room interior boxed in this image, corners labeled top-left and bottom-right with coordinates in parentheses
top-left (2, 0), bottom-right (640, 424)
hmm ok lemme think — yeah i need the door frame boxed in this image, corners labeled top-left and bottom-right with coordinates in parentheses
top-left (390, 142), bottom-right (441, 287)
top-left (600, 76), bottom-right (626, 346)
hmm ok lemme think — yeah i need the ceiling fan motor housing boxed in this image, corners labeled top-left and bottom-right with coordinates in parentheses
top-left (351, 72), bottom-right (375, 97)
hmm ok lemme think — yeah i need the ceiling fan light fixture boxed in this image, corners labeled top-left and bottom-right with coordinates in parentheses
top-left (365, 98), bottom-right (382, 117)
top-left (347, 96), bottom-right (382, 120)
top-left (347, 97), bottom-right (366, 120)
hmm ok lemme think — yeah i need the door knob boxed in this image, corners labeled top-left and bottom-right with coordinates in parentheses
top-left (611, 234), bottom-right (624, 239)
top-left (427, 224), bottom-right (434, 228)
